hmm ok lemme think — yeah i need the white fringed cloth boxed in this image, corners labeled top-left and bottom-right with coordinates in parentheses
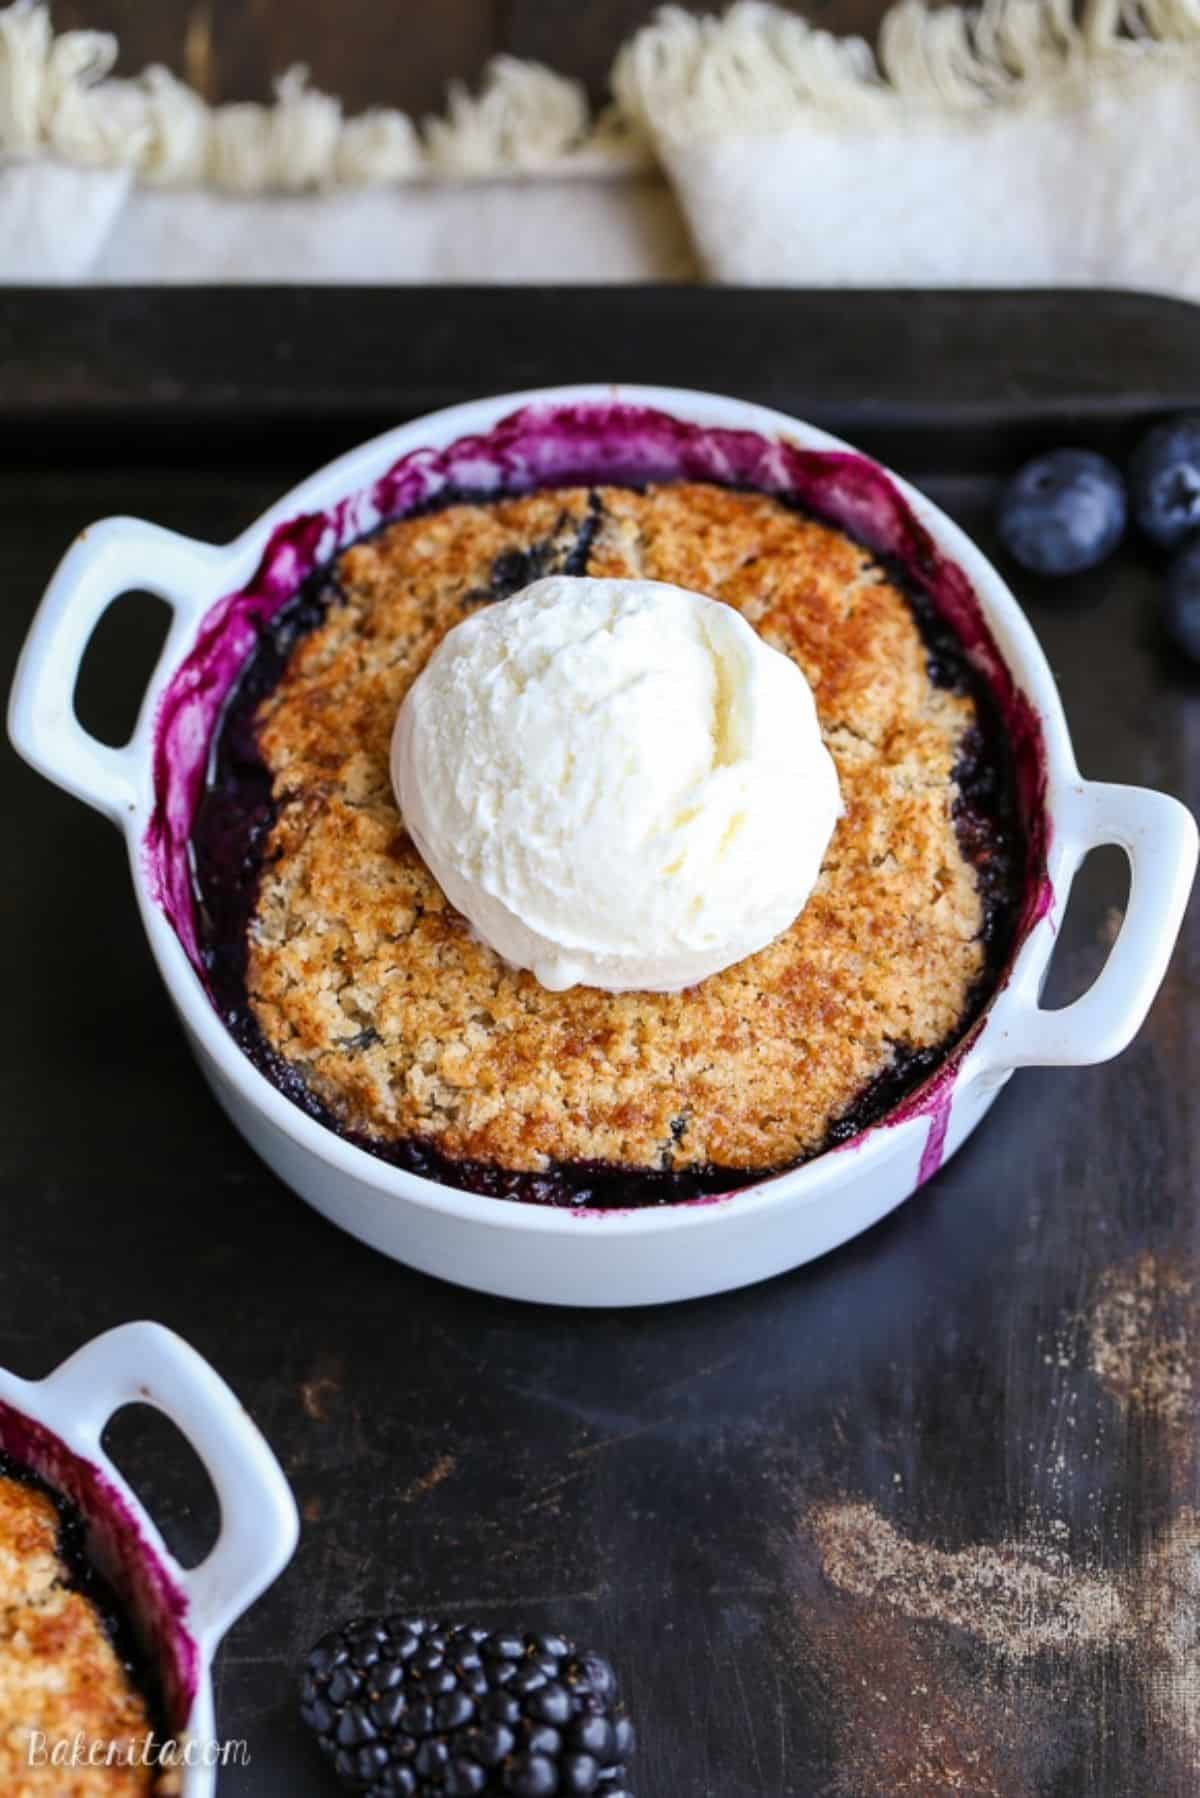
top-left (3, 0), bottom-right (1200, 297)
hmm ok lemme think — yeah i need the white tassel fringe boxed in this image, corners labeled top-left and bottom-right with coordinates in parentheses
top-left (0, 0), bottom-right (645, 191)
top-left (3, 0), bottom-right (1200, 193)
top-left (614, 0), bottom-right (1200, 138)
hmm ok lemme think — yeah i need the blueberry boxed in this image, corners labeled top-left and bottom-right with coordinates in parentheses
top-left (1163, 536), bottom-right (1200, 661)
top-left (997, 449), bottom-right (1126, 576)
top-left (1131, 415), bottom-right (1200, 549)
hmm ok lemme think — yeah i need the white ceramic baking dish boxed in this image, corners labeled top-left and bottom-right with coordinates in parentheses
top-left (0, 1320), bottom-right (297, 1796)
top-left (9, 386), bottom-right (1197, 1307)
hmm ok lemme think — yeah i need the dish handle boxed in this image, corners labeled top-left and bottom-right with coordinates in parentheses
top-left (977, 780), bottom-right (1197, 1071)
top-left (7, 517), bottom-right (223, 822)
top-left (38, 1321), bottom-right (299, 1654)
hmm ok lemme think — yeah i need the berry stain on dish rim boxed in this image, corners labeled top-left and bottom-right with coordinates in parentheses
top-left (145, 402), bottom-right (1052, 1206)
top-left (0, 1398), bottom-right (198, 1728)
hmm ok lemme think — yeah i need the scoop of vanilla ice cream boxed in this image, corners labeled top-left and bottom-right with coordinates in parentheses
top-left (391, 575), bottom-right (841, 993)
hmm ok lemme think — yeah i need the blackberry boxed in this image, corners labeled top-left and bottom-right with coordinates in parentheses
top-left (300, 1617), bottom-right (636, 1796)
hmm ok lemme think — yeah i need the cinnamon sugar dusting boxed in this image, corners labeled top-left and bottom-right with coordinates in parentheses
top-left (1135, 1510), bottom-right (1200, 1755)
top-left (1088, 1252), bottom-right (1197, 1431)
top-left (1086, 1253), bottom-right (1200, 1763)
top-left (809, 1502), bottom-right (1127, 1659)
top-left (797, 1595), bottom-right (1039, 1797)
top-left (775, 1259), bottom-right (1200, 1790)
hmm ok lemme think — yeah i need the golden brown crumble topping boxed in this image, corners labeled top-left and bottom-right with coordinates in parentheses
top-left (0, 1474), bottom-right (162, 1795)
top-left (248, 482), bottom-right (985, 1174)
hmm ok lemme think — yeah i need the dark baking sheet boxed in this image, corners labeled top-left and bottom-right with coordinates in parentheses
top-left (1, 288), bottom-right (1197, 1798)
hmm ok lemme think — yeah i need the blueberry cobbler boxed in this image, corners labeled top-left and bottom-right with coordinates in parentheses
top-left (0, 1460), bottom-right (170, 1794)
top-left (189, 458), bottom-right (1025, 1209)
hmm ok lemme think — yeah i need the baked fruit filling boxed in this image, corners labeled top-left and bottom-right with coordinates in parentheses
top-left (192, 481), bottom-right (1022, 1207)
top-left (0, 1461), bottom-right (168, 1794)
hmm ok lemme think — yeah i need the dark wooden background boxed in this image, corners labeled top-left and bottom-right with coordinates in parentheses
top-left (53, 0), bottom-right (889, 114)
